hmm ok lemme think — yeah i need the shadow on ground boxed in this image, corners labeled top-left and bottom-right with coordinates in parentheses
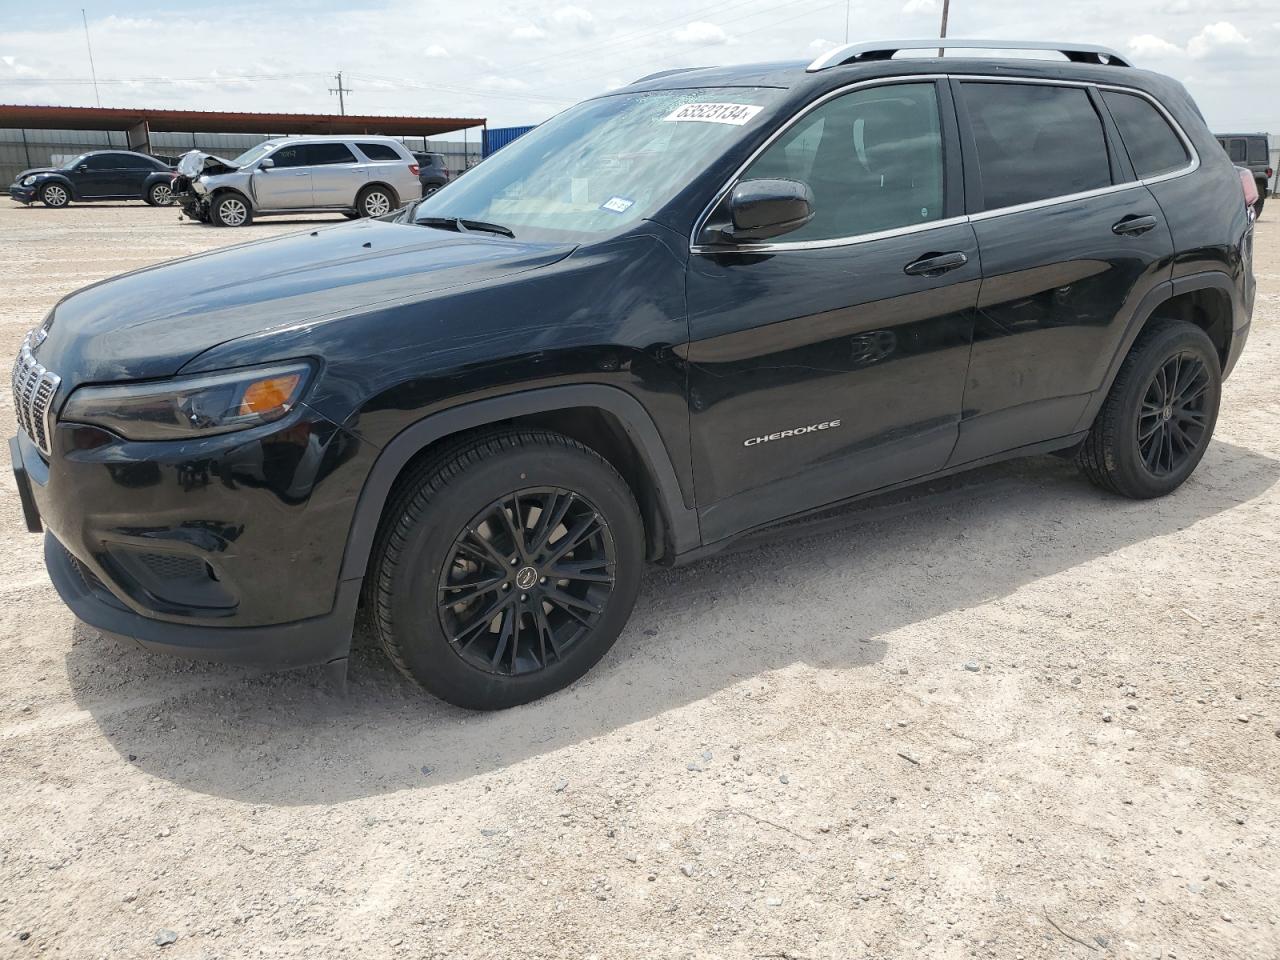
top-left (65, 440), bottom-right (1279, 804)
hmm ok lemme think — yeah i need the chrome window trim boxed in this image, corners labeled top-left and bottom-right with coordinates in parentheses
top-left (690, 73), bottom-right (1199, 255)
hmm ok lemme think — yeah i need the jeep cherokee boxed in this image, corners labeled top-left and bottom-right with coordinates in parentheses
top-left (10, 39), bottom-right (1254, 709)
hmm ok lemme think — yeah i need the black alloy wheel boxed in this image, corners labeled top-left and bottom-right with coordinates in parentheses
top-left (1136, 352), bottom-right (1211, 477)
top-left (438, 487), bottom-right (616, 676)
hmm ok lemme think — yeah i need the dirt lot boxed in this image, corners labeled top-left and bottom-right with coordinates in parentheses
top-left (0, 200), bottom-right (1277, 960)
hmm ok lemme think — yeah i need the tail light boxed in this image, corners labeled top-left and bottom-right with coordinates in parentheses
top-left (409, 164), bottom-right (420, 176)
top-left (1239, 168), bottom-right (1259, 214)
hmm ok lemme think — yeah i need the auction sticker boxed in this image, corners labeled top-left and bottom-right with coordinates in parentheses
top-left (663, 102), bottom-right (763, 125)
top-left (600, 196), bottom-right (635, 214)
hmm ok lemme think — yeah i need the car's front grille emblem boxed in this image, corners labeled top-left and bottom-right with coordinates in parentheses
top-left (11, 330), bottom-right (60, 456)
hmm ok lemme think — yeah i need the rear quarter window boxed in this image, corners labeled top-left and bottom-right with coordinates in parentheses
top-left (1101, 91), bottom-right (1190, 179)
top-left (961, 82), bottom-right (1112, 210)
top-left (357, 142), bottom-right (402, 161)
top-left (1247, 137), bottom-right (1269, 163)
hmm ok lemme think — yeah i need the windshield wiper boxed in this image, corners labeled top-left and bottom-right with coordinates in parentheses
top-left (416, 216), bottom-right (515, 239)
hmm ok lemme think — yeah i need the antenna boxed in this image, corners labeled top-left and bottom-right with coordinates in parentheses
top-left (938, 0), bottom-right (951, 57)
top-left (329, 71), bottom-right (353, 116)
top-left (81, 9), bottom-right (101, 107)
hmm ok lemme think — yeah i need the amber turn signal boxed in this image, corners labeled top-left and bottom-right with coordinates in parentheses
top-left (238, 373), bottom-right (302, 416)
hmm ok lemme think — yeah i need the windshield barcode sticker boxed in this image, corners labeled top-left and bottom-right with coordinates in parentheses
top-left (600, 196), bottom-right (635, 214)
top-left (663, 103), bottom-right (763, 125)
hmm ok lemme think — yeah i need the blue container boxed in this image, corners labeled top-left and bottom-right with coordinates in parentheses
top-left (483, 125), bottom-right (536, 157)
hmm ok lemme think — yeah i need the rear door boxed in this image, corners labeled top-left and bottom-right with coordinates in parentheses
top-left (685, 79), bottom-right (980, 542)
top-left (950, 78), bottom-right (1175, 464)
top-left (253, 144), bottom-right (313, 209)
top-left (306, 142), bottom-right (362, 206)
top-left (117, 154), bottom-right (158, 196)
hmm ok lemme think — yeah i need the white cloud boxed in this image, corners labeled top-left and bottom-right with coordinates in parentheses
top-left (1187, 21), bottom-right (1250, 58)
top-left (552, 6), bottom-right (594, 26)
top-left (902, 0), bottom-right (937, 13)
top-left (808, 38), bottom-right (839, 52)
top-left (673, 21), bottom-right (729, 46)
top-left (425, 44), bottom-right (449, 58)
top-left (512, 24), bottom-right (547, 40)
top-left (1128, 34), bottom-right (1183, 57)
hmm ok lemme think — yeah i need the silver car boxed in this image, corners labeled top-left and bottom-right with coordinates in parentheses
top-left (175, 135), bottom-right (422, 227)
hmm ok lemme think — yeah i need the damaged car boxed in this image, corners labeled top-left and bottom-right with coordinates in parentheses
top-left (172, 135), bottom-right (422, 227)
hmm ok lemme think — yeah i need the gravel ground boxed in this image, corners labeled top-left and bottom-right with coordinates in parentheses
top-left (0, 201), bottom-right (1277, 960)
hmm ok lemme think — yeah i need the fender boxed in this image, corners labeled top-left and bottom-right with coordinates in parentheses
top-left (141, 171), bottom-right (173, 197)
top-left (35, 173), bottom-right (76, 201)
top-left (1071, 270), bottom-right (1244, 433)
top-left (336, 384), bottom-right (702, 583)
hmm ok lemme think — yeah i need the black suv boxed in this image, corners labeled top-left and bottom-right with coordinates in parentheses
top-left (412, 151), bottom-right (451, 194)
top-left (10, 40), bottom-right (1254, 709)
top-left (8, 150), bottom-right (176, 207)
top-left (1215, 133), bottom-right (1271, 217)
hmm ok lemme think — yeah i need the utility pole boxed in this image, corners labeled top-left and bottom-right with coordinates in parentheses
top-left (938, 0), bottom-right (951, 58)
top-left (329, 71), bottom-right (352, 115)
top-left (81, 9), bottom-right (102, 107)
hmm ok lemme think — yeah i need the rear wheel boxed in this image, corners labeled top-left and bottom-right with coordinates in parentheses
top-left (369, 430), bottom-right (644, 710)
top-left (1077, 319), bottom-right (1221, 498)
top-left (356, 184), bottom-right (395, 218)
top-left (211, 193), bottom-right (252, 227)
top-left (1255, 195), bottom-right (1265, 219)
top-left (39, 183), bottom-right (70, 208)
top-left (146, 181), bottom-right (174, 206)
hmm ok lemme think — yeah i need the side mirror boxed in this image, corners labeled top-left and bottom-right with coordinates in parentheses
top-left (258, 157), bottom-right (275, 171)
top-left (720, 178), bottom-right (814, 242)
top-left (77, 165), bottom-right (89, 172)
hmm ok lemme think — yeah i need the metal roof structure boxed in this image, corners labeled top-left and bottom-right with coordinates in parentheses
top-left (0, 104), bottom-right (485, 137)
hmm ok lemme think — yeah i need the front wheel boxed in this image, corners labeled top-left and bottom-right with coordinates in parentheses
top-left (369, 430), bottom-right (644, 710)
top-left (1077, 319), bottom-right (1221, 498)
top-left (39, 183), bottom-right (70, 208)
top-left (210, 193), bottom-right (252, 227)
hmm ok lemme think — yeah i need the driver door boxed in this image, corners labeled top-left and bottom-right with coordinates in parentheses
top-left (253, 144), bottom-right (314, 209)
top-left (684, 80), bottom-right (980, 542)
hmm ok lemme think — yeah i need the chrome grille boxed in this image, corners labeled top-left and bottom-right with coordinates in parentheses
top-left (11, 331), bottom-right (60, 456)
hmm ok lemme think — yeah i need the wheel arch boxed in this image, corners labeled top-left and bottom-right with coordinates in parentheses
top-left (1074, 271), bottom-right (1243, 433)
top-left (338, 385), bottom-right (700, 584)
top-left (358, 180), bottom-right (399, 208)
top-left (39, 175), bottom-right (76, 201)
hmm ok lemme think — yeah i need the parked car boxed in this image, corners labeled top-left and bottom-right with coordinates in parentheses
top-left (8, 150), bottom-right (176, 208)
top-left (1216, 132), bottom-right (1271, 217)
top-left (412, 151), bottom-right (451, 194)
top-left (11, 40), bottom-right (1254, 710)
top-left (173, 135), bottom-right (421, 226)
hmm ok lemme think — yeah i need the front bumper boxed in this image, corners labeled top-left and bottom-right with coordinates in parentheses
top-left (9, 184), bottom-right (35, 203)
top-left (10, 404), bottom-right (376, 666)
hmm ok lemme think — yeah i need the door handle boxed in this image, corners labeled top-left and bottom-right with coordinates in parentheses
top-left (903, 251), bottom-right (968, 277)
top-left (295, 171), bottom-right (309, 177)
top-left (1112, 214), bottom-right (1158, 236)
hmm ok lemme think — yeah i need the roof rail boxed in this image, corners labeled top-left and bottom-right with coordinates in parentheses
top-left (632, 67), bottom-right (705, 84)
top-left (807, 39), bottom-right (1132, 72)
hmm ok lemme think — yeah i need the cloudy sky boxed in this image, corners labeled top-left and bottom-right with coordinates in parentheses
top-left (1, 0), bottom-right (1276, 136)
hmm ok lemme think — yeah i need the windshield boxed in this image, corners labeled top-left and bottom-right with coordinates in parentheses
top-left (232, 142), bottom-right (278, 167)
top-left (61, 153), bottom-right (90, 170)
top-left (412, 87), bottom-right (780, 240)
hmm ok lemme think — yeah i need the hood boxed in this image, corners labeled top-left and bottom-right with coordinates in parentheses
top-left (37, 219), bottom-right (576, 391)
top-left (177, 150), bottom-right (239, 177)
top-left (14, 167), bottom-right (60, 181)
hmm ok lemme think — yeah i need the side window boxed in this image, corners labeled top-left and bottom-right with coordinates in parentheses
top-left (1101, 91), bottom-right (1190, 179)
top-left (1226, 139), bottom-right (1247, 163)
top-left (83, 155), bottom-right (117, 170)
top-left (1247, 138), bottom-right (1268, 163)
top-left (118, 154), bottom-right (155, 170)
top-left (305, 143), bottom-right (357, 166)
top-left (740, 82), bottom-right (945, 241)
top-left (961, 82), bottom-right (1112, 210)
top-left (357, 142), bottom-right (401, 161)
top-left (269, 145), bottom-right (308, 168)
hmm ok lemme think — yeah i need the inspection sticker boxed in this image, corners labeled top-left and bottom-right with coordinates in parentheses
top-left (663, 102), bottom-right (763, 125)
top-left (600, 196), bottom-right (636, 214)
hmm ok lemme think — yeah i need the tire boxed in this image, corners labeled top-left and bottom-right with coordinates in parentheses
top-left (422, 184), bottom-right (442, 197)
top-left (369, 429), bottom-right (644, 710)
top-left (39, 183), bottom-right (70, 208)
top-left (342, 211), bottom-right (361, 220)
top-left (146, 181), bottom-right (175, 206)
top-left (356, 184), bottom-right (395, 218)
top-left (1255, 195), bottom-right (1265, 219)
top-left (1077, 319), bottom-right (1221, 499)
top-left (210, 192), bottom-right (252, 227)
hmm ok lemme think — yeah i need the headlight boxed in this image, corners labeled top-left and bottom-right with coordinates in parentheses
top-left (61, 362), bottom-right (313, 441)
top-left (22, 176), bottom-right (38, 186)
